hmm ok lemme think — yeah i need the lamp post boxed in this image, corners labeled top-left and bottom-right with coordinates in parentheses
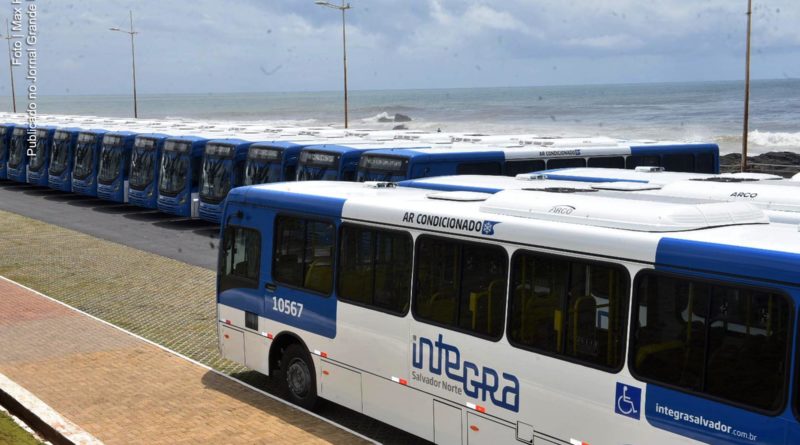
top-left (110, 11), bottom-right (139, 118)
top-left (314, 0), bottom-right (351, 129)
top-left (1, 19), bottom-right (17, 113)
top-left (741, 0), bottom-right (753, 172)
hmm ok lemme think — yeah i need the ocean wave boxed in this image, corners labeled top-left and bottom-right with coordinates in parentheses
top-left (748, 130), bottom-right (800, 147)
top-left (360, 111), bottom-right (413, 124)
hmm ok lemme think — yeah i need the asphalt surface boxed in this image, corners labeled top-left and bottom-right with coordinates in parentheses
top-left (0, 181), bottom-right (220, 270)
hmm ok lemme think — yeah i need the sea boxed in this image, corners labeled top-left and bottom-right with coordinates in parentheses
top-left (29, 78), bottom-right (800, 156)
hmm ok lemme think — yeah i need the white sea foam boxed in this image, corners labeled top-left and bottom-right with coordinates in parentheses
top-left (748, 130), bottom-right (800, 148)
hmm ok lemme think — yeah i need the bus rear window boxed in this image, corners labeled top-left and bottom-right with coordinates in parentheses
top-left (632, 272), bottom-right (790, 412)
top-left (338, 225), bottom-right (412, 315)
top-left (546, 158), bottom-right (587, 169)
top-left (413, 236), bottom-right (507, 339)
top-left (507, 251), bottom-right (628, 370)
top-left (273, 216), bottom-right (335, 295)
top-left (219, 226), bottom-right (261, 293)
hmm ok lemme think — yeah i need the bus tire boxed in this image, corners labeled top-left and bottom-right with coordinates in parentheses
top-left (280, 343), bottom-right (318, 410)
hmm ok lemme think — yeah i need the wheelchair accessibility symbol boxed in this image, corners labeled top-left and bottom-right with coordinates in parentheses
top-left (615, 383), bottom-right (641, 420)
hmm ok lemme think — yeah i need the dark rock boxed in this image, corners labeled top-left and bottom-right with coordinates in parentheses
top-left (392, 124), bottom-right (408, 130)
top-left (394, 113), bottom-right (412, 122)
top-left (720, 151), bottom-right (800, 177)
top-left (377, 116), bottom-right (393, 123)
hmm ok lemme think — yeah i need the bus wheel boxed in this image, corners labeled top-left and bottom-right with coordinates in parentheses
top-left (280, 343), bottom-right (318, 410)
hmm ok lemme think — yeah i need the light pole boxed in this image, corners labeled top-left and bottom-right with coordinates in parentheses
top-left (110, 11), bottom-right (139, 118)
top-left (314, 0), bottom-right (351, 129)
top-left (741, 0), bottom-right (753, 172)
top-left (1, 19), bottom-right (17, 113)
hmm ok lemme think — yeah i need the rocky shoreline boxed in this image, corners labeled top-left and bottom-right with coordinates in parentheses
top-left (720, 151), bottom-right (800, 177)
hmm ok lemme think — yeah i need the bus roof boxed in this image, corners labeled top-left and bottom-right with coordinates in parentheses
top-left (538, 167), bottom-right (783, 184)
top-left (227, 181), bottom-right (800, 275)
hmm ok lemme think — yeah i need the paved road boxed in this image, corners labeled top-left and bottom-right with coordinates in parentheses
top-left (0, 181), bottom-right (219, 269)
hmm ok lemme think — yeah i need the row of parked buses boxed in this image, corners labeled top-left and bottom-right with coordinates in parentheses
top-left (0, 112), bottom-right (729, 224)
top-left (4, 113), bottom-right (800, 444)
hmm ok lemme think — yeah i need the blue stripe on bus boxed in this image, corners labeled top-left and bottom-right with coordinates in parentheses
top-left (630, 143), bottom-right (718, 156)
top-left (542, 173), bottom-right (649, 183)
top-left (655, 238), bottom-right (800, 286)
top-left (228, 187), bottom-right (347, 218)
top-left (397, 180), bottom-right (502, 194)
top-left (644, 384), bottom-right (782, 444)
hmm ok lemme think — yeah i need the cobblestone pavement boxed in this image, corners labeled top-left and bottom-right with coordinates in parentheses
top-left (0, 278), bottom-right (369, 445)
top-left (0, 209), bottom-right (427, 444)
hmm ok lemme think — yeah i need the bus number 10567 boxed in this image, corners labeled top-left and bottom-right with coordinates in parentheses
top-left (272, 297), bottom-right (304, 318)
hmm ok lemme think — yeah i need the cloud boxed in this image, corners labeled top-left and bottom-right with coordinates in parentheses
top-left (14, 0), bottom-right (800, 95)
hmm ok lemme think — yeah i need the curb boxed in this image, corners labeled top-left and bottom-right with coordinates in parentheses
top-left (0, 372), bottom-right (103, 445)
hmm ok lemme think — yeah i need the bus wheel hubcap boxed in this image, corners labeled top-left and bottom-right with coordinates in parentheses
top-left (286, 359), bottom-right (310, 398)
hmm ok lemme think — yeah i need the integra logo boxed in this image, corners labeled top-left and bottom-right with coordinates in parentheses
top-left (730, 192), bottom-right (758, 198)
top-left (412, 334), bottom-right (520, 412)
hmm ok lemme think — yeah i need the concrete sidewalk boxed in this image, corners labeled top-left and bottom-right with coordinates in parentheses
top-left (0, 278), bottom-right (370, 445)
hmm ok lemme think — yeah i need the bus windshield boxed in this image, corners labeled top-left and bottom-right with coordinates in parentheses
top-left (8, 132), bottom-right (26, 168)
top-left (98, 141), bottom-right (126, 184)
top-left (244, 147), bottom-right (283, 185)
top-left (49, 133), bottom-right (72, 176)
top-left (200, 155), bottom-right (232, 201)
top-left (28, 133), bottom-right (49, 172)
top-left (0, 128), bottom-right (7, 160)
top-left (296, 151), bottom-right (341, 181)
top-left (73, 136), bottom-right (97, 180)
top-left (129, 144), bottom-right (157, 189)
top-left (356, 155), bottom-right (409, 182)
top-left (159, 150), bottom-right (189, 196)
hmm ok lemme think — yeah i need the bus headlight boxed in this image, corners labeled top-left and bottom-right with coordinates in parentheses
top-left (179, 195), bottom-right (187, 205)
top-left (147, 189), bottom-right (154, 198)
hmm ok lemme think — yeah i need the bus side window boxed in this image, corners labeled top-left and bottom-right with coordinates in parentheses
top-left (695, 152), bottom-right (715, 173)
top-left (413, 236), bottom-right (507, 339)
top-left (457, 162), bottom-right (502, 175)
top-left (338, 224), bottom-right (412, 315)
top-left (546, 158), bottom-right (587, 169)
top-left (273, 215), bottom-right (334, 295)
top-left (631, 272), bottom-right (790, 412)
top-left (626, 155), bottom-right (661, 169)
top-left (587, 156), bottom-right (625, 169)
top-left (505, 160), bottom-right (546, 176)
top-left (662, 153), bottom-right (694, 172)
top-left (507, 251), bottom-right (628, 370)
top-left (219, 226), bottom-right (262, 293)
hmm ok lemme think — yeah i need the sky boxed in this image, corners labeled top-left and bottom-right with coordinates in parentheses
top-left (4, 0), bottom-right (800, 95)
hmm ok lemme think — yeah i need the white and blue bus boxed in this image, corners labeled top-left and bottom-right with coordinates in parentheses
top-left (128, 133), bottom-right (169, 209)
top-left (26, 126), bottom-right (57, 186)
top-left (96, 131), bottom-right (138, 203)
top-left (157, 136), bottom-right (209, 218)
top-left (217, 180), bottom-right (800, 445)
top-left (295, 143), bottom-right (431, 182)
top-left (47, 128), bottom-right (81, 192)
top-left (6, 125), bottom-right (30, 183)
top-left (355, 143), bottom-right (722, 183)
top-left (198, 139), bottom-right (254, 223)
top-left (0, 123), bottom-right (15, 180)
top-left (71, 129), bottom-right (108, 197)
